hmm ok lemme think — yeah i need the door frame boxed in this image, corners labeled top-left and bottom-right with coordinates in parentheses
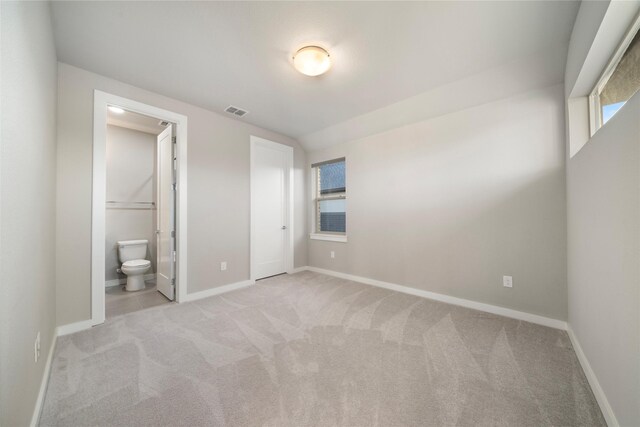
top-left (250, 136), bottom-right (294, 281)
top-left (91, 90), bottom-right (188, 325)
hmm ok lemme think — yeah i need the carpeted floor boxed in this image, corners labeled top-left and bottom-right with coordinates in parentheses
top-left (40, 271), bottom-right (605, 426)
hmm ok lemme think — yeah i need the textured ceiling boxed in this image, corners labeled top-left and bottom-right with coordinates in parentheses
top-left (52, 1), bottom-right (579, 146)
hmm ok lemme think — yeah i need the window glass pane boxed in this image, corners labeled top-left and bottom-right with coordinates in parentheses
top-left (319, 199), bottom-right (346, 233)
top-left (319, 161), bottom-right (345, 195)
top-left (600, 28), bottom-right (640, 124)
top-left (602, 101), bottom-right (626, 124)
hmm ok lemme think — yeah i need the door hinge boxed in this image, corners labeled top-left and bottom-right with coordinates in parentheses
top-left (171, 278), bottom-right (175, 286)
top-left (171, 230), bottom-right (175, 238)
top-left (172, 136), bottom-right (176, 144)
top-left (172, 183), bottom-right (177, 191)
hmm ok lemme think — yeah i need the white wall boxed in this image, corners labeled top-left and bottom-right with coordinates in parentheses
top-left (0, 2), bottom-right (58, 425)
top-left (56, 63), bottom-right (307, 326)
top-left (565, 3), bottom-right (640, 425)
top-left (105, 125), bottom-right (157, 282)
top-left (564, 0), bottom-right (611, 98)
top-left (567, 93), bottom-right (640, 427)
top-left (307, 84), bottom-right (568, 321)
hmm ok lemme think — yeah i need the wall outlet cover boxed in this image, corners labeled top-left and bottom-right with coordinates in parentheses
top-left (503, 275), bottom-right (513, 288)
top-left (220, 261), bottom-right (227, 271)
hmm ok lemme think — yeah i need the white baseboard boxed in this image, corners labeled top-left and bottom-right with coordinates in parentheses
top-left (30, 315), bottom-right (122, 423)
top-left (30, 318), bottom-right (101, 425)
top-left (299, 266), bottom-right (567, 330)
top-left (567, 326), bottom-right (618, 427)
top-left (105, 278), bottom-right (122, 288)
top-left (105, 273), bottom-right (156, 288)
top-left (56, 319), bottom-right (93, 336)
top-left (182, 279), bottom-right (255, 303)
top-left (30, 334), bottom-right (57, 427)
top-left (32, 270), bottom-right (601, 427)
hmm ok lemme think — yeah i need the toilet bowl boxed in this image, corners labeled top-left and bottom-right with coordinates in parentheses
top-left (121, 259), bottom-right (151, 291)
top-left (117, 240), bottom-right (152, 292)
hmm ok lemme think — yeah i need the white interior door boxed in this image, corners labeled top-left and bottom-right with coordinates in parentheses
top-left (156, 125), bottom-right (175, 300)
top-left (251, 138), bottom-right (292, 280)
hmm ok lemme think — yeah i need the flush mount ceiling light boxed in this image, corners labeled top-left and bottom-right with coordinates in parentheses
top-left (293, 46), bottom-right (331, 77)
top-left (108, 106), bottom-right (125, 114)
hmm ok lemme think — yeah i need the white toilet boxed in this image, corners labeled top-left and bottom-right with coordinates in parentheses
top-left (118, 239), bottom-right (151, 291)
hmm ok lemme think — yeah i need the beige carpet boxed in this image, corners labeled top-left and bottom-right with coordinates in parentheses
top-left (40, 271), bottom-right (605, 426)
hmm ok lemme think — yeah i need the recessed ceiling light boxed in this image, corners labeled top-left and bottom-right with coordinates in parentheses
top-left (293, 46), bottom-right (331, 77)
top-left (108, 106), bottom-right (125, 114)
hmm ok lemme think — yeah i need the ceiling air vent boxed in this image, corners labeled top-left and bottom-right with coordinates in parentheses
top-left (158, 120), bottom-right (170, 127)
top-left (224, 105), bottom-right (249, 117)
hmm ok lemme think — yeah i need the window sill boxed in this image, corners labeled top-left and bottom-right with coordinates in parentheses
top-left (309, 233), bottom-right (347, 243)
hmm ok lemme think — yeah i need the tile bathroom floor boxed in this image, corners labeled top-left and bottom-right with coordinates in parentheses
top-left (105, 280), bottom-right (171, 318)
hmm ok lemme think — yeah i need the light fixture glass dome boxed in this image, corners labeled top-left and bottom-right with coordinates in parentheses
top-left (293, 46), bottom-right (331, 77)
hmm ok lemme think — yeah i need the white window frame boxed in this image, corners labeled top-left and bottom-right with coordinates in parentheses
top-left (309, 158), bottom-right (347, 243)
top-left (589, 13), bottom-right (640, 136)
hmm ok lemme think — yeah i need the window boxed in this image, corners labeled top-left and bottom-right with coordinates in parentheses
top-left (311, 158), bottom-right (346, 241)
top-left (590, 17), bottom-right (640, 134)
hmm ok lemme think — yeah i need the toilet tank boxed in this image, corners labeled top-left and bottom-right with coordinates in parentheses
top-left (117, 240), bottom-right (148, 263)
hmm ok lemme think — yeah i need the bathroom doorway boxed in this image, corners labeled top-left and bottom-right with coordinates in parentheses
top-left (103, 109), bottom-right (173, 318)
top-left (92, 91), bottom-right (188, 325)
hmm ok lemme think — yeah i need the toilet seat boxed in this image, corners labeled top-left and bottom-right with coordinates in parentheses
top-left (120, 258), bottom-right (151, 292)
top-left (123, 259), bottom-right (151, 268)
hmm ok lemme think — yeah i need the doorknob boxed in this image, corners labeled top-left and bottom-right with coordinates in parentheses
top-left (281, 226), bottom-right (287, 230)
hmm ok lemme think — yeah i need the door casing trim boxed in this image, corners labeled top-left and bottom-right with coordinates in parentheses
top-left (92, 90), bottom-right (188, 325)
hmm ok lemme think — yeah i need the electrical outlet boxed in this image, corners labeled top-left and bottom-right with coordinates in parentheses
top-left (330, 251), bottom-right (335, 259)
top-left (220, 261), bottom-right (227, 271)
top-left (34, 332), bottom-right (41, 363)
top-left (503, 275), bottom-right (513, 288)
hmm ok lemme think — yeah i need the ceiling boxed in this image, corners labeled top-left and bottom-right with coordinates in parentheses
top-left (107, 108), bottom-right (168, 135)
top-left (52, 1), bottom-right (579, 147)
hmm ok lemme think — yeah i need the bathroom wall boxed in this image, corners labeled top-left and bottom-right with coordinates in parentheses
top-left (0, 2), bottom-right (58, 425)
top-left (56, 63), bottom-right (307, 326)
top-left (105, 125), bottom-right (158, 283)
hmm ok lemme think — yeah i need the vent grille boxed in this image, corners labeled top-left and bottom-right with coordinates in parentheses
top-left (159, 120), bottom-right (170, 127)
top-left (225, 105), bottom-right (249, 117)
